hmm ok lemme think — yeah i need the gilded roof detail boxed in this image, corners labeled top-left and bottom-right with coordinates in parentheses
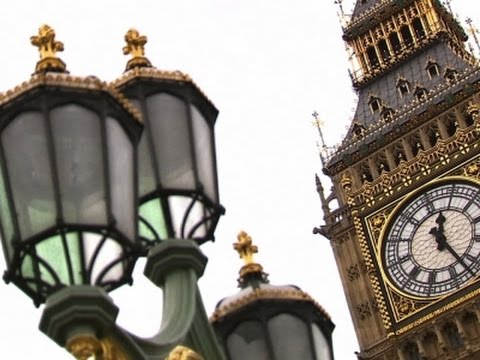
top-left (111, 66), bottom-right (215, 109)
top-left (0, 72), bottom-right (142, 123)
top-left (210, 284), bottom-right (331, 322)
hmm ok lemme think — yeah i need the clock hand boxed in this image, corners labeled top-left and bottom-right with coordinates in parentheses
top-left (430, 212), bottom-right (447, 251)
top-left (429, 226), bottom-right (446, 251)
top-left (429, 213), bottom-right (476, 277)
top-left (436, 212), bottom-right (446, 233)
top-left (442, 241), bottom-right (476, 277)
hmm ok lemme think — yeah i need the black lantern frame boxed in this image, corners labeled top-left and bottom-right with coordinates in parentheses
top-left (0, 74), bottom-right (143, 305)
top-left (0, 26), bottom-right (229, 360)
top-left (113, 69), bottom-right (225, 248)
top-left (212, 286), bottom-right (335, 360)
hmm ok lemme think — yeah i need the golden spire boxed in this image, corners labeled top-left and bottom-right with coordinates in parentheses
top-left (30, 24), bottom-right (67, 73)
top-left (122, 28), bottom-right (152, 72)
top-left (233, 231), bottom-right (268, 287)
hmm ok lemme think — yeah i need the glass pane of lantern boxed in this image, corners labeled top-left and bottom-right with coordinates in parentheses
top-left (36, 234), bottom-right (69, 285)
top-left (83, 232), bottom-right (124, 285)
top-left (50, 105), bottom-right (106, 225)
top-left (64, 232), bottom-right (83, 284)
top-left (268, 314), bottom-right (314, 360)
top-left (145, 93), bottom-right (195, 190)
top-left (21, 254), bottom-right (36, 292)
top-left (312, 323), bottom-right (332, 360)
top-left (191, 105), bottom-right (216, 202)
top-left (2, 111), bottom-right (56, 240)
top-left (33, 232), bottom-right (82, 285)
top-left (137, 128), bottom-right (156, 197)
top-left (169, 195), bottom-right (207, 239)
top-left (139, 198), bottom-right (168, 241)
top-left (130, 97), bottom-right (156, 198)
top-left (0, 164), bottom-right (15, 263)
top-left (106, 117), bottom-right (135, 240)
top-left (227, 320), bottom-right (269, 360)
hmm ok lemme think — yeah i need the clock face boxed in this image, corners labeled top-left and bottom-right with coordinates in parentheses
top-left (382, 181), bottom-right (480, 298)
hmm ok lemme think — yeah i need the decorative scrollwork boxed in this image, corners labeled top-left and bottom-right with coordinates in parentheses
top-left (467, 100), bottom-right (480, 120)
top-left (465, 161), bottom-right (480, 179)
top-left (397, 297), bottom-right (416, 319)
top-left (351, 120), bottom-right (480, 210)
top-left (357, 301), bottom-right (372, 320)
top-left (66, 335), bottom-right (128, 360)
top-left (340, 171), bottom-right (353, 192)
top-left (165, 346), bottom-right (204, 360)
top-left (347, 264), bottom-right (361, 282)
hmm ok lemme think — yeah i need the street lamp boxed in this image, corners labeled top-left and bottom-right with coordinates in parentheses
top-left (0, 25), bottom-right (226, 360)
top-left (113, 29), bottom-right (224, 249)
top-left (211, 231), bottom-right (335, 360)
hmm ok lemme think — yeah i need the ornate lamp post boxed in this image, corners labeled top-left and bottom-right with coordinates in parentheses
top-left (211, 231), bottom-right (335, 360)
top-left (0, 25), bottom-right (226, 360)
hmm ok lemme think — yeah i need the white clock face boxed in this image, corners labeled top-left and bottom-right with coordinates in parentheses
top-left (382, 181), bottom-right (480, 298)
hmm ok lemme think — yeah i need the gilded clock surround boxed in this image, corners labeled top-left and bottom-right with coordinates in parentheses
top-left (354, 155), bottom-right (480, 335)
top-left (335, 95), bottom-right (480, 337)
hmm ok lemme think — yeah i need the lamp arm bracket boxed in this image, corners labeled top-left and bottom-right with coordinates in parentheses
top-left (39, 240), bottom-right (226, 360)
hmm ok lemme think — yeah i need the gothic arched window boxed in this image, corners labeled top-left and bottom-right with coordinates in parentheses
top-left (397, 79), bottom-right (410, 97)
top-left (444, 322), bottom-right (463, 349)
top-left (445, 68), bottom-right (458, 84)
top-left (369, 96), bottom-right (382, 113)
top-left (426, 61), bottom-right (440, 78)
top-left (400, 25), bottom-right (414, 47)
top-left (381, 108), bottom-right (394, 122)
top-left (414, 87), bottom-right (428, 102)
top-left (404, 342), bottom-right (421, 360)
top-left (412, 18), bottom-right (426, 39)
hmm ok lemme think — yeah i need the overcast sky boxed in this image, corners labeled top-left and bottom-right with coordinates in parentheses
top-left (0, 1), bottom-right (479, 359)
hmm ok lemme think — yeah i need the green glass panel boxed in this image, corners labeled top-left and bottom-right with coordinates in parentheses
top-left (21, 254), bottom-right (37, 292)
top-left (139, 199), bottom-right (168, 241)
top-left (0, 166), bottom-right (14, 263)
top-left (65, 232), bottom-right (83, 284)
top-left (36, 235), bottom-right (69, 285)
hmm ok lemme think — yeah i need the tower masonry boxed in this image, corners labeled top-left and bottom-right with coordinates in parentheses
top-left (317, 0), bottom-right (480, 359)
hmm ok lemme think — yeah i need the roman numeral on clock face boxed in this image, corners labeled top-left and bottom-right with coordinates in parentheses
top-left (449, 267), bottom-right (459, 288)
top-left (409, 266), bottom-right (421, 279)
top-left (465, 254), bottom-right (477, 264)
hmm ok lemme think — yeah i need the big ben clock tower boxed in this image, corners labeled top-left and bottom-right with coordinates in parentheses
top-left (317, 0), bottom-right (480, 358)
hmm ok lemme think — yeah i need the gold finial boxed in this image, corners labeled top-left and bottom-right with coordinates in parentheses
top-left (66, 335), bottom-right (128, 360)
top-left (30, 24), bottom-right (67, 73)
top-left (123, 28), bottom-right (152, 71)
top-left (234, 231), bottom-right (258, 265)
top-left (233, 231), bottom-right (268, 287)
top-left (165, 346), bottom-right (204, 360)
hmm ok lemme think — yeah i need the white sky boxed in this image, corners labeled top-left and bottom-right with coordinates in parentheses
top-left (0, 1), bottom-right (478, 359)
